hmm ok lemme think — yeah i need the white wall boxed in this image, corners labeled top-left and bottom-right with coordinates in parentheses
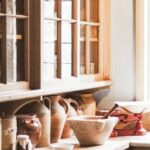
top-left (95, 0), bottom-right (136, 109)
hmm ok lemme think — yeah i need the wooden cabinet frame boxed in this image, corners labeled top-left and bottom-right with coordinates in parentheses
top-left (30, 0), bottom-right (112, 89)
top-left (0, 0), bottom-right (112, 102)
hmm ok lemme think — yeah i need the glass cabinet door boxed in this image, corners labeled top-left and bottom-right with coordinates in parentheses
top-left (0, 0), bottom-right (29, 83)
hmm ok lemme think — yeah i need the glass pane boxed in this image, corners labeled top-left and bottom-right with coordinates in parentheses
top-left (16, 0), bottom-right (24, 15)
top-left (90, 26), bottom-right (98, 39)
top-left (0, 44), bottom-right (2, 81)
top-left (43, 43), bottom-right (55, 63)
top-left (0, 0), bottom-right (2, 13)
top-left (80, 0), bottom-right (86, 21)
top-left (80, 25), bottom-right (86, 74)
top-left (90, 26), bottom-right (99, 74)
top-left (80, 41), bottom-right (86, 75)
top-left (62, 0), bottom-right (72, 20)
top-left (62, 22), bottom-right (72, 43)
top-left (43, 63), bottom-right (56, 81)
top-left (62, 44), bottom-right (72, 63)
top-left (90, 0), bottom-right (99, 22)
top-left (44, 0), bottom-right (57, 18)
top-left (6, 0), bottom-right (24, 15)
top-left (90, 42), bottom-right (98, 74)
top-left (80, 25), bottom-right (86, 40)
top-left (6, 17), bottom-right (25, 82)
top-left (43, 20), bottom-right (57, 80)
top-left (0, 18), bottom-right (2, 81)
top-left (43, 21), bottom-right (57, 42)
top-left (62, 64), bottom-right (71, 78)
top-left (16, 19), bottom-right (25, 81)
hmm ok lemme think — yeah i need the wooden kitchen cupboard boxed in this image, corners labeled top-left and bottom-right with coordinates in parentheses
top-left (30, 0), bottom-right (111, 92)
top-left (0, 0), bottom-right (111, 102)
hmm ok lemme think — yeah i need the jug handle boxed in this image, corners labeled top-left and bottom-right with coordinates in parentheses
top-left (42, 97), bottom-right (51, 110)
top-left (68, 98), bottom-right (80, 111)
top-left (58, 98), bottom-right (69, 114)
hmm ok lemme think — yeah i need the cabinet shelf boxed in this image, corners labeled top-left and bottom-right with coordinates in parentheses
top-left (0, 80), bottom-right (112, 102)
top-left (0, 13), bottom-right (28, 19)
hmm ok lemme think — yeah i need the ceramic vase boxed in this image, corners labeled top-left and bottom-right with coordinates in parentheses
top-left (51, 96), bottom-right (68, 143)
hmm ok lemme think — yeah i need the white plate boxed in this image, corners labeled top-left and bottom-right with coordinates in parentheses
top-left (115, 101), bottom-right (150, 113)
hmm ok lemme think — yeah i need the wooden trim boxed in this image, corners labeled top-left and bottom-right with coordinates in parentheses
top-left (29, 0), bottom-right (41, 89)
top-left (135, 0), bottom-right (144, 100)
top-left (72, 0), bottom-right (78, 76)
top-left (98, 0), bottom-right (111, 80)
top-left (24, 0), bottom-right (29, 81)
top-left (0, 14), bottom-right (28, 19)
top-left (1, 0), bottom-right (7, 83)
top-left (103, 0), bottom-right (111, 80)
top-left (98, 0), bottom-right (104, 79)
top-left (85, 0), bottom-right (90, 74)
top-left (57, 0), bottom-right (61, 78)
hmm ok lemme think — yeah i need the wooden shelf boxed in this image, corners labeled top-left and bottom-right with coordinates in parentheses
top-left (0, 13), bottom-right (28, 19)
top-left (0, 80), bottom-right (112, 102)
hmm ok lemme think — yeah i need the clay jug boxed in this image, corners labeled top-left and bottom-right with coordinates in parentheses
top-left (16, 100), bottom-right (51, 147)
top-left (1, 115), bottom-right (17, 150)
top-left (51, 96), bottom-right (68, 143)
top-left (80, 93), bottom-right (96, 116)
top-left (61, 98), bottom-right (79, 138)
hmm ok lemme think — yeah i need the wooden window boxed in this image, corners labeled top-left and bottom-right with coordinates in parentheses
top-left (0, 0), bottom-right (29, 91)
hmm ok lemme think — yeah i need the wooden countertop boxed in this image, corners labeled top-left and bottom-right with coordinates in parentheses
top-left (36, 132), bottom-right (150, 150)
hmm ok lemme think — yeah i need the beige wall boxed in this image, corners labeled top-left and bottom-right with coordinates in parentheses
top-left (95, 0), bottom-right (136, 109)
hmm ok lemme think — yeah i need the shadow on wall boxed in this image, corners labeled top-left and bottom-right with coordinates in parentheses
top-left (94, 89), bottom-right (110, 106)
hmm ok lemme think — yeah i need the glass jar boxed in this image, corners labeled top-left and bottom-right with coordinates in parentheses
top-left (16, 135), bottom-right (33, 150)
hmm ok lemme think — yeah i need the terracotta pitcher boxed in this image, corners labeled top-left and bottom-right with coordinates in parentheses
top-left (62, 98), bottom-right (80, 138)
top-left (80, 93), bottom-right (96, 116)
top-left (51, 96), bottom-right (68, 143)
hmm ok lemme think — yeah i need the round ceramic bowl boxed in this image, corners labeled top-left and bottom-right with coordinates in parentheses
top-left (51, 143), bottom-right (74, 150)
top-left (115, 101), bottom-right (149, 114)
top-left (67, 116), bottom-right (118, 146)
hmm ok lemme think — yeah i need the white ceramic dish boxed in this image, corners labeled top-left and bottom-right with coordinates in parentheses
top-left (67, 116), bottom-right (118, 146)
top-left (51, 143), bottom-right (74, 150)
top-left (115, 101), bottom-right (150, 114)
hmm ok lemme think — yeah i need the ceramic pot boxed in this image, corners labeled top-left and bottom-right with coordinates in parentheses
top-left (80, 93), bottom-right (96, 116)
top-left (51, 96), bottom-right (68, 143)
top-left (17, 114), bottom-right (42, 147)
top-left (62, 98), bottom-right (79, 138)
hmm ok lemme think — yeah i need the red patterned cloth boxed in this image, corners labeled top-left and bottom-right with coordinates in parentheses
top-left (110, 110), bottom-right (147, 137)
top-left (96, 108), bottom-right (147, 137)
